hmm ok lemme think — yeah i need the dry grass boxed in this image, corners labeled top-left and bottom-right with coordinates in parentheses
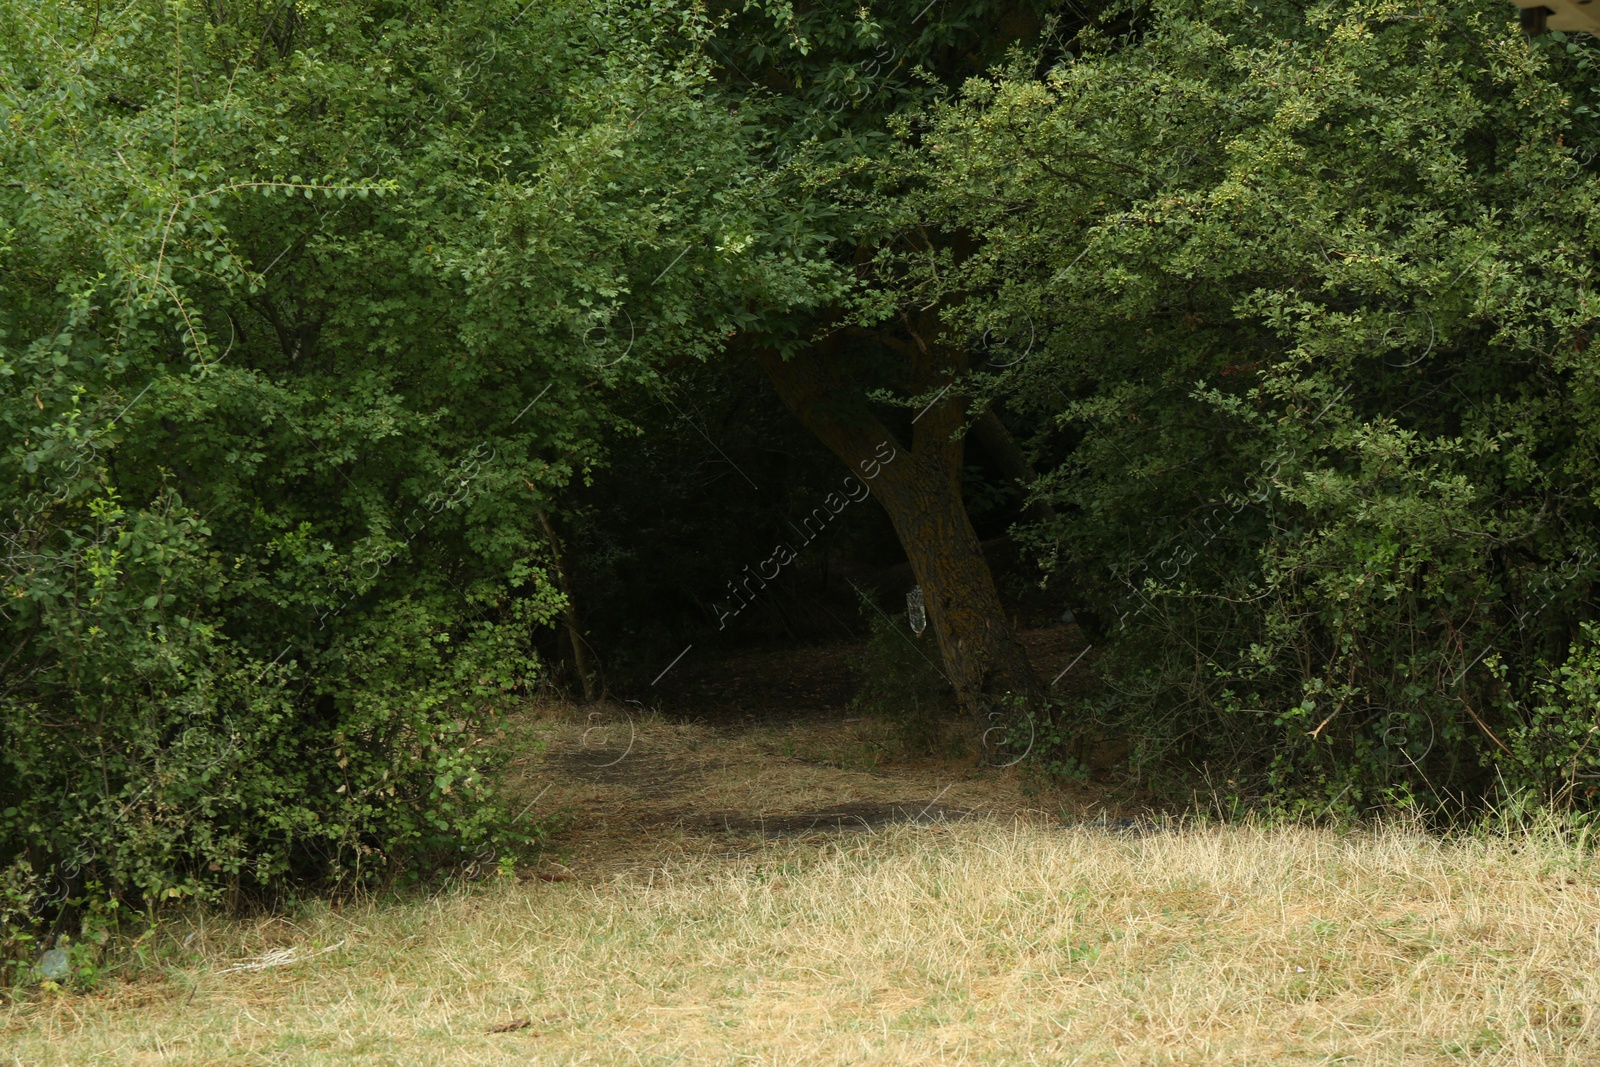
top-left (500, 703), bottom-right (1074, 877)
top-left (6, 683), bottom-right (1599, 1064)
top-left (5, 817), bottom-right (1600, 1065)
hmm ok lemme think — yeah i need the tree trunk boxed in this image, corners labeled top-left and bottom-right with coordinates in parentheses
top-left (754, 338), bottom-right (1043, 740)
top-left (868, 446), bottom-right (1044, 729)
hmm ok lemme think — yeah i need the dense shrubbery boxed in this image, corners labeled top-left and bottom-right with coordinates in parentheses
top-left (891, 0), bottom-right (1600, 815)
top-left (0, 0), bottom-right (814, 972)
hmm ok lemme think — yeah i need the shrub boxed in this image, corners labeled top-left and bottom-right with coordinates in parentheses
top-left (1, 0), bottom-right (764, 971)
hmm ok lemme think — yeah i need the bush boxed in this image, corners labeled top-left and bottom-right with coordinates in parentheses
top-left (0, 473), bottom-right (538, 982)
top-left (1, 0), bottom-right (767, 971)
top-left (1501, 625), bottom-right (1600, 815)
top-left (903, 0), bottom-right (1600, 815)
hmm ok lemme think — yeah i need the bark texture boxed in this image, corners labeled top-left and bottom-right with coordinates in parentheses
top-left (754, 327), bottom-right (1043, 734)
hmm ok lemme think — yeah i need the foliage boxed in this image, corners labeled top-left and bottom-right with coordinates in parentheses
top-left (0, 0), bottom-right (819, 957)
top-left (1501, 624), bottom-right (1600, 811)
top-left (15, 0), bottom-right (1600, 991)
top-left (893, 0), bottom-right (1600, 812)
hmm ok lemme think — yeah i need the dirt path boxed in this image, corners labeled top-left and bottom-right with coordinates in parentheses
top-left (505, 629), bottom-right (1121, 880)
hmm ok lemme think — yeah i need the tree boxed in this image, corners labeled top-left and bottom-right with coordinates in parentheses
top-left (698, 0), bottom-right (1065, 732)
top-left (899, 0), bottom-right (1600, 809)
top-left (751, 324), bottom-right (1046, 728)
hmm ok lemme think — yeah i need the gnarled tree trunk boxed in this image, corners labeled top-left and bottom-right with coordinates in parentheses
top-left (754, 330), bottom-right (1043, 740)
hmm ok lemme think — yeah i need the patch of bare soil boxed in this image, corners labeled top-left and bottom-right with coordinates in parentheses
top-left (504, 627), bottom-right (1130, 880)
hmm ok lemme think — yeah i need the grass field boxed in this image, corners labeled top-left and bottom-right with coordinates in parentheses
top-left (5, 685), bottom-right (1600, 1065)
top-left (5, 817), bottom-right (1599, 1065)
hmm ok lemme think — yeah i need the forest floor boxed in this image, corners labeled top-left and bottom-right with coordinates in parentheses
top-left (6, 631), bottom-right (1600, 1064)
top-left (511, 625), bottom-right (1120, 881)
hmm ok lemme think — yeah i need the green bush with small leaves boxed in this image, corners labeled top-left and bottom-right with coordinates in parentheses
top-left (1, 0), bottom-right (805, 974)
top-left (890, 0), bottom-right (1600, 813)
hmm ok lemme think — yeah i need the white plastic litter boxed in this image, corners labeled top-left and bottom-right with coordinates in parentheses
top-left (217, 940), bottom-right (345, 974)
top-left (36, 948), bottom-right (69, 981)
top-left (906, 586), bottom-right (927, 635)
